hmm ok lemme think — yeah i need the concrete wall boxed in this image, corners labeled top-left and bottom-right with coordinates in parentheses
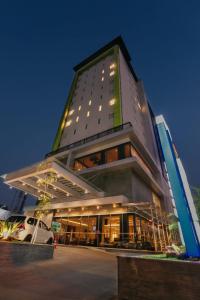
top-left (118, 256), bottom-right (200, 300)
top-left (0, 241), bottom-right (54, 267)
top-left (60, 53), bottom-right (116, 147)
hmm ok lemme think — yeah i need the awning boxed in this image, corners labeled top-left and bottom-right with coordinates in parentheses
top-left (2, 158), bottom-right (104, 201)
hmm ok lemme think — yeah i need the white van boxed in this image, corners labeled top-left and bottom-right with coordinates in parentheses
top-left (7, 215), bottom-right (54, 244)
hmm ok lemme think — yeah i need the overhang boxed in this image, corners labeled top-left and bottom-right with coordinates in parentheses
top-left (2, 158), bottom-right (104, 201)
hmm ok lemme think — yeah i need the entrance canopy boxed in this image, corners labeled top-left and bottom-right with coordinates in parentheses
top-left (2, 158), bottom-right (104, 201)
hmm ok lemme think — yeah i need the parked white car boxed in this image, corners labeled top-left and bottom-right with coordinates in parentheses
top-left (7, 215), bottom-right (54, 244)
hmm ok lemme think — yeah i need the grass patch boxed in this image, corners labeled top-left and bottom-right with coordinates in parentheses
top-left (142, 254), bottom-right (178, 261)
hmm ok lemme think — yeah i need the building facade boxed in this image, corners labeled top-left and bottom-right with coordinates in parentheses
top-left (3, 37), bottom-right (173, 251)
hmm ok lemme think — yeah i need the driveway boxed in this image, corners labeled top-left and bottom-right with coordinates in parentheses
top-left (0, 246), bottom-right (117, 300)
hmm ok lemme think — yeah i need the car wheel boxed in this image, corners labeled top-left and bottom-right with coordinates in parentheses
top-left (47, 238), bottom-right (53, 245)
top-left (24, 234), bottom-right (32, 242)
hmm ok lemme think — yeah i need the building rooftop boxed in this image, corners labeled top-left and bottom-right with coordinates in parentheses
top-left (73, 36), bottom-right (138, 81)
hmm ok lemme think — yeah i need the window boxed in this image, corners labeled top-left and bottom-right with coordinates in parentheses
top-left (27, 218), bottom-right (37, 226)
top-left (99, 105), bottom-right (102, 111)
top-left (109, 98), bottom-right (116, 106)
top-left (87, 111), bottom-right (90, 117)
top-left (101, 77), bottom-right (104, 82)
top-left (78, 105), bottom-right (81, 111)
top-left (110, 63), bottom-right (116, 69)
top-left (66, 120), bottom-right (72, 127)
top-left (39, 221), bottom-right (48, 230)
top-left (109, 70), bottom-right (115, 77)
top-left (76, 116), bottom-right (79, 123)
top-left (74, 129), bottom-right (76, 135)
top-left (109, 113), bottom-right (114, 119)
top-left (88, 100), bottom-right (92, 106)
top-left (98, 118), bottom-right (101, 124)
top-left (85, 124), bottom-right (88, 129)
top-left (69, 109), bottom-right (74, 116)
top-left (105, 147), bottom-right (118, 163)
top-left (100, 95), bottom-right (103, 99)
top-left (102, 70), bottom-right (105, 74)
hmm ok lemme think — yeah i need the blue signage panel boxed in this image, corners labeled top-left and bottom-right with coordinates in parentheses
top-left (157, 122), bottom-right (200, 257)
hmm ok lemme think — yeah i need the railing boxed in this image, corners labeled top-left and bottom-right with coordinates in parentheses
top-left (46, 122), bottom-right (132, 158)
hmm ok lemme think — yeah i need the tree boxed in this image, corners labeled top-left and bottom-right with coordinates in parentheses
top-left (191, 187), bottom-right (200, 221)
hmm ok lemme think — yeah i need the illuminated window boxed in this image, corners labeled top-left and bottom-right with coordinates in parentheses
top-left (102, 70), bottom-right (104, 74)
top-left (105, 147), bottom-right (118, 163)
top-left (101, 77), bottom-right (104, 82)
top-left (137, 102), bottom-right (142, 110)
top-left (87, 111), bottom-right (90, 117)
top-left (109, 98), bottom-right (116, 106)
top-left (78, 105), bottom-right (81, 111)
top-left (76, 116), bottom-right (79, 123)
top-left (109, 70), bottom-right (115, 77)
top-left (69, 109), bottom-right (74, 116)
top-left (110, 63), bottom-right (116, 69)
top-left (99, 105), bottom-right (102, 111)
top-left (88, 100), bottom-right (92, 106)
top-left (66, 120), bottom-right (72, 127)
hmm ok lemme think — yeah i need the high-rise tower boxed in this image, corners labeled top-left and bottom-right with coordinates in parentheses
top-left (3, 37), bottom-right (173, 250)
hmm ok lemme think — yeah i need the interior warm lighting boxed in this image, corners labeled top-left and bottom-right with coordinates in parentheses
top-left (81, 207), bottom-right (85, 211)
top-left (69, 109), bottom-right (74, 116)
top-left (138, 102), bottom-right (142, 110)
top-left (66, 193), bottom-right (70, 197)
top-left (78, 105), bottom-right (81, 111)
top-left (99, 105), bottom-right (102, 111)
top-left (53, 187), bottom-right (57, 190)
top-left (102, 70), bottom-right (104, 74)
top-left (110, 63), bottom-right (116, 69)
top-left (76, 116), bottom-right (79, 123)
top-left (109, 70), bottom-right (115, 77)
top-left (68, 208), bottom-right (71, 212)
top-left (97, 205), bottom-right (100, 210)
top-left (113, 203), bottom-right (117, 208)
top-left (22, 182), bottom-right (26, 186)
top-left (66, 120), bottom-right (72, 127)
top-left (109, 98), bottom-right (116, 106)
top-left (101, 77), bottom-right (104, 82)
top-left (87, 111), bottom-right (90, 117)
top-left (84, 189), bottom-right (88, 194)
top-left (88, 100), bottom-right (92, 106)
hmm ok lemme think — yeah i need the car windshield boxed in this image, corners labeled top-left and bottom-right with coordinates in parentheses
top-left (7, 216), bottom-right (26, 223)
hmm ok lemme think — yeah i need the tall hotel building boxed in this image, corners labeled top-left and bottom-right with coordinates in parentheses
top-left (3, 37), bottom-right (174, 250)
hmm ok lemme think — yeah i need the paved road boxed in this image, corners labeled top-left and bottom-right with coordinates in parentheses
top-left (0, 246), bottom-right (118, 300)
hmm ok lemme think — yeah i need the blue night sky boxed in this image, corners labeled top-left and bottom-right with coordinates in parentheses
top-left (0, 1), bottom-right (200, 208)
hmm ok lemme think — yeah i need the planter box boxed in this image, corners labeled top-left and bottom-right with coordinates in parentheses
top-left (0, 241), bottom-right (54, 267)
top-left (118, 256), bottom-right (200, 300)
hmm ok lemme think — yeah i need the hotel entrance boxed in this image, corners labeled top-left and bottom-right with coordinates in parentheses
top-left (101, 215), bottom-right (120, 245)
top-left (54, 216), bottom-right (97, 246)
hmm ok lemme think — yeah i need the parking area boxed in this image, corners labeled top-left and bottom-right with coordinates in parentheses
top-left (0, 246), bottom-right (118, 300)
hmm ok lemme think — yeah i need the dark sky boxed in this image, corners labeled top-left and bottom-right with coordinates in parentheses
top-left (0, 0), bottom-right (200, 208)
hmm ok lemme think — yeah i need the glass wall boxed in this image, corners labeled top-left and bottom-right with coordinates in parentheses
top-left (73, 142), bottom-right (151, 174)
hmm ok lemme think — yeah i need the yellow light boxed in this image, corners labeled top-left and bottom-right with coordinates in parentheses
top-left (66, 120), bottom-right (72, 127)
top-left (89, 100), bottom-right (92, 106)
top-left (110, 63), bottom-right (116, 69)
top-left (109, 70), bottom-right (115, 77)
top-left (84, 189), bottom-right (88, 194)
top-left (22, 182), bottom-right (26, 186)
top-left (87, 111), bottom-right (90, 117)
top-left (69, 109), bottom-right (74, 116)
top-left (113, 203), bottom-right (117, 208)
top-left (99, 105), bottom-right (102, 111)
top-left (97, 206), bottom-right (100, 210)
top-left (68, 208), bottom-right (71, 212)
top-left (76, 116), bottom-right (79, 123)
top-left (78, 105), bottom-right (81, 111)
top-left (82, 207), bottom-right (85, 211)
top-left (66, 193), bottom-right (70, 197)
top-left (109, 98), bottom-right (116, 106)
